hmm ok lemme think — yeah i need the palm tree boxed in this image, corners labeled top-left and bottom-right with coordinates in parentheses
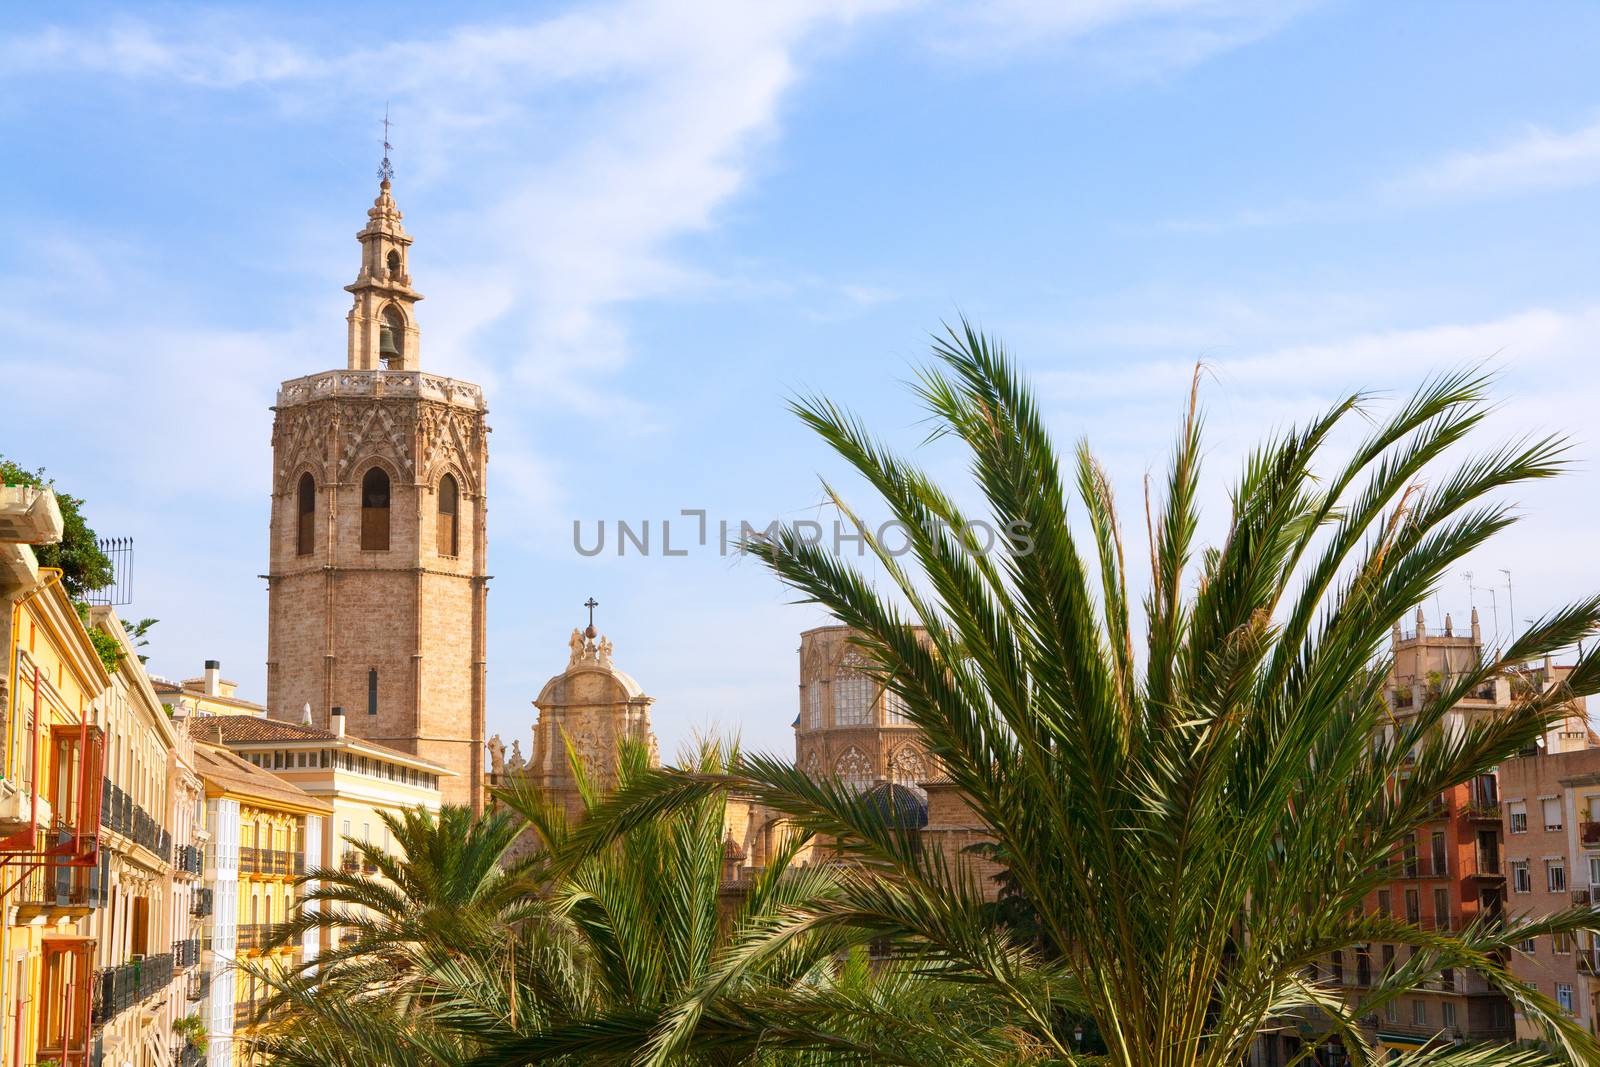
top-left (572, 327), bottom-right (1600, 1067)
top-left (253, 740), bottom-right (1020, 1066)
top-left (267, 803), bottom-right (535, 984)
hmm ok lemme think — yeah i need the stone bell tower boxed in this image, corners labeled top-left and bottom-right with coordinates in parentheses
top-left (265, 169), bottom-right (489, 811)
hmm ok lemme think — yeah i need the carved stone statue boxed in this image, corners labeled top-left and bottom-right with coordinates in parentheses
top-left (487, 734), bottom-right (505, 775)
top-left (598, 635), bottom-right (614, 666)
top-left (569, 628), bottom-right (586, 665)
top-left (508, 739), bottom-right (524, 769)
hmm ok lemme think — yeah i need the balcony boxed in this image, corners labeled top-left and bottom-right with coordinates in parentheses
top-left (1390, 856), bottom-right (1451, 880)
top-left (13, 829), bottom-right (103, 921)
top-left (99, 780), bottom-right (173, 863)
top-left (1582, 822), bottom-right (1600, 848)
top-left (173, 938), bottom-right (200, 970)
top-left (1471, 855), bottom-right (1504, 878)
top-left (191, 886), bottom-right (213, 918)
top-left (174, 1042), bottom-right (204, 1067)
top-left (239, 846), bottom-right (299, 878)
top-left (175, 843), bottom-right (204, 875)
top-left (90, 953), bottom-right (174, 1026)
top-left (187, 969), bottom-right (211, 1003)
top-left (1, 722), bottom-right (105, 864)
top-left (237, 922), bottom-right (296, 954)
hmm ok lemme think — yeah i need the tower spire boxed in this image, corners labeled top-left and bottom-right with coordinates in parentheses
top-left (379, 105), bottom-right (395, 185)
top-left (345, 110), bottom-right (422, 372)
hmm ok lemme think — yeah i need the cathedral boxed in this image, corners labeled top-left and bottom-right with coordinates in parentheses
top-left (259, 172), bottom-right (968, 881)
top-left (265, 173), bottom-right (489, 811)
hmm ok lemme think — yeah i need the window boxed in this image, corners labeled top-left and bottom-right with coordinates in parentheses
top-left (296, 473), bottom-right (315, 555)
top-left (889, 746), bottom-right (928, 798)
top-left (1509, 800), bottom-right (1528, 833)
top-left (1384, 1000), bottom-right (1397, 1023)
top-left (1590, 855), bottom-right (1600, 888)
top-left (386, 250), bottom-right (400, 274)
top-left (1441, 1000), bottom-right (1457, 1029)
top-left (1554, 931), bottom-right (1574, 954)
top-left (1411, 999), bottom-right (1426, 1026)
top-left (1557, 983), bottom-right (1575, 1013)
top-left (1377, 889), bottom-right (1391, 916)
top-left (804, 684), bottom-right (823, 730)
top-left (368, 669), bottom-right (378, 717)
top-left (1548, 861), bottom-right (1567, 893)
top-left (1330, 951), bottom-right (1344, 985)
top-left (833, 672), bottom-right (873, 726)
top-left (437, 473), bottom-right (459, 557)
top-left (885, 688), bottom-right (911, 725)
top-left (1518, 936), bottom-right (1536, 953)
top-left (1433, 888), bottom-right (1450, 930)
top-left (1404, 888), bottom-right (1420, 924)
top-left (1381, 944), bottom-right (1395, 976)
top-left (833, 747), bottom-right (873, 793)
top-left (1543, 797), bottom-right (1564, 831)
top-left (1430, 831), bottom-right (1447, 875)
top-left (360, 467), bottom-right (391, 551)
top-left (1512, 860), bottom-right (1531, 893)
top-left (1355, 949), bottom-right (1371, 987)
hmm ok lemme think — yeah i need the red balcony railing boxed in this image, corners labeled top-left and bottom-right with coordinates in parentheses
top-left (0, 708), bottom-right (105, 866)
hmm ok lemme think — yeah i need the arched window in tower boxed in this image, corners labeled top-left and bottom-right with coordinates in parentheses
top-left (833, 671), bottom-right (873, 726)
top-left (889, 745), bottom-right (928, 800)
top-left (833, 747), bottom-right (873, 793)
top-left (803, 682), bottom-right (824, 729)
top-left (378, 305), bottom-right (405, 368)
top-left (884, 688), bottom-right (911, 725)
top-left (386, 249), bottom-right (401, 275)
top-left (437, 473), bottom-right (459, 557)
top-left (296, 473), bottom-right (315, 556)
top-left (360, 467), bottom-right (391, 551)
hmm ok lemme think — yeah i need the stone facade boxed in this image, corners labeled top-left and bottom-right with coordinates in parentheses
top-left (488, 629), bottom-right (659, 851)
top-left (265, 178), bottom-right (489, 812)
top-left (794, 625), bottom-right (934, 797)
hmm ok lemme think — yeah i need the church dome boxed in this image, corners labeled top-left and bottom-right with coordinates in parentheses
top-left (864, 782), bottom-right (928, 830)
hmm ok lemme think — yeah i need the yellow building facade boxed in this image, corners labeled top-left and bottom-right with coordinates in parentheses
top-left (1, 568), bottom-right (111, 1067)
top-left (192, 743), bottom-right (328, 1065)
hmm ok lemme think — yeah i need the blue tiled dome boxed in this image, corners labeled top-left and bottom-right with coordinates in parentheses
top-left (865, 782), bottom-right (928, 830)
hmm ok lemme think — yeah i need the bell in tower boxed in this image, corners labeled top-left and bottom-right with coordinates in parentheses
top-left (345, 175), bottom-right (422, 371)
top-left (378, 315), bottom-right (401, 367)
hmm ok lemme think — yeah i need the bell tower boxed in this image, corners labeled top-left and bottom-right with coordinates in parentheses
top-left (265, 169), bottom-right (489, 812)
top-left (344, 178), bottom-right (421, 371)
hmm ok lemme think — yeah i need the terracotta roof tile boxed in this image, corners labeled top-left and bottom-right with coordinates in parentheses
top-left (194, 743), bottom-right (331, 814)
top-left (199, 715), bottom-right (453, 772)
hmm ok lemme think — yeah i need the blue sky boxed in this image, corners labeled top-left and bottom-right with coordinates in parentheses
top-left (4, 1), bottom-right (1599, 755)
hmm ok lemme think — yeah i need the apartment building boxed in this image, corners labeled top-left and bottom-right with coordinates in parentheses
top-left (0, 565), bottom-right (110, 1067)
top-left (1499, 746), bottom-right (1600, 1038)
top-left (194, 742), bottom-right (328, 1066)
top-left (79, 607), bottom-right (208, 1067)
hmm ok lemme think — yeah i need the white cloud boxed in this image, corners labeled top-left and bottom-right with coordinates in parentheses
top-left (923, 0), bottom-right (1317, 73)
top-left (1384, 117), bottom-right (1600, 201)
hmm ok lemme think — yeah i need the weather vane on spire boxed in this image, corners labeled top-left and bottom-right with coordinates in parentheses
top-left (378, 104), bottom-right (395, 184)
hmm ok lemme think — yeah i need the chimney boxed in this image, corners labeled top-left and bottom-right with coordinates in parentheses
top-left (203, 659), bottom-right (221, 696)
top-left (330, 706), bottom-right (346, 738)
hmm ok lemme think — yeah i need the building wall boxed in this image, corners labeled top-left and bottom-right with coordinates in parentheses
top-left (1499, 749), bottom-right (1600, 1038)
top-left (205, 797), bottom-right (239, 1067)
top-left (265, 378), bottom-right (488, 812)
top-left (1, 574), bottom-right (110, 1067)
top-left (794, 626), bottom-right (934, 794)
